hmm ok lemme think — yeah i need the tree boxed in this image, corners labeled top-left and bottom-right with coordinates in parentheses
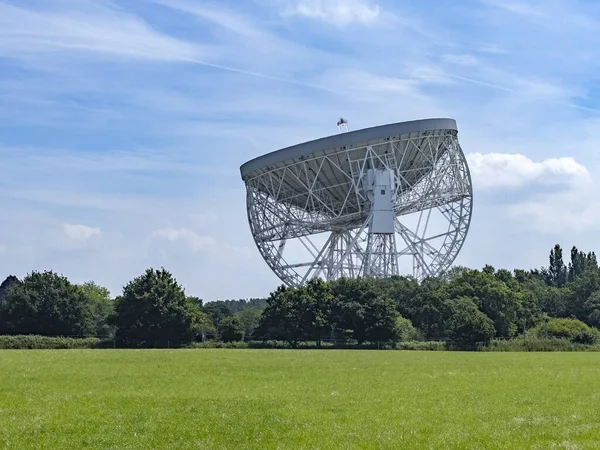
top-left (78, 281), bottom-right (114, 338)
top-left (110, 268), bottom-right (199, 346)
top-left (202, 302), bottom-right (232, 332)
top-left (0, 271), bottom-right (94, 336)
top-left (235, 308), bottom-right (262, 337)
top-left (373, 275), bottom-right (420, 322)
top-left (549, 244), bottom-right (567, 287)
top-left (446, 296), bottom-right (495, 349)
top-left (438, 265), bottom-right (470, 283)
top-left (256, 279), bottom-right (333, 346)
top-left (187, 296), bottom-right (203, 309)
top-left (417, 278), bottom-right (451, 339)
top-left (395, 315), bottom-right (422, 342)
top-left (0, 275), bottom-right (20, 304)
top-left (217, 298), bottom-right (267, 314)
top-left (584, 290), bottom-right (600, 328)
top-left (255, 285), bottom-right (305, 346)
top-left (220, 316), bottom-right (245, 342)
top-left (446, 269), bottom-right (521, 338)
top-left (567, 246), bottom-right (598, 282)
top-left (302, 278), bottom-right (334, 345)
top-left (331, 278), bottom-right (399, 344)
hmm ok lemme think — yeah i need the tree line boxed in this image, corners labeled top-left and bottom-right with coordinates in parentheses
top-left (1, 244), bottom-right (600, 349)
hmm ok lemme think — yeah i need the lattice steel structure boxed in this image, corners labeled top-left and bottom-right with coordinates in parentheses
top-left (240, 118), bottom-right (473, 287)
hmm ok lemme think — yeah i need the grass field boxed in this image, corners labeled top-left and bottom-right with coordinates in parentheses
top-left (2, 350), bottom-right (600, 449)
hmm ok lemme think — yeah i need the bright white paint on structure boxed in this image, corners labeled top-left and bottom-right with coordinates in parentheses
top-left (240, 118), bottom-right (473, 286)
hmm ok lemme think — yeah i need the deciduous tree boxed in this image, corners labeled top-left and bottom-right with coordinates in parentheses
top-left (0, 271), bottom-right (94, 336)
top-left (110, 268), bottom-right (199, 346)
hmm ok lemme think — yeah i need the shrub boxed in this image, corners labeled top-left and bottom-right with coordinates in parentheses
top-left (219, 316), bottom-right (245, 342)
top-left (395, 316), bottom-right (423, 342)
top-left (0, 335), bottom-right (99, 349)
top-left (188, 340), bottom-right (249, 349)
top-left (529, 318), bottom-right (600, 344)
top-left (480, 336), bottom-right (600, 352)
top-left (396, 341), bottom-right (447, 351)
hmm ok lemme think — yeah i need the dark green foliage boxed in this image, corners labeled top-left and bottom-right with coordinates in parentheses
top-left (256, 278), bottom-right (334, 346)
top-left (446, 296), bottom-right (496, 349)
top-left (78, 281), bottom-right (115, 338)
top-left (210, 298), bottom-right (267, 314)
top-left (110, 268), bottom-right (201, 346)
top-left (0, 271), bottom-right (95, 336)
top-left (548, 244), bottom-right (568, 287)
top-left (568, 246), bottom-right (598, 282)
top-left (330, 278), bottom-right (399, 344)
top-left (482, 336), bottom-right (600, 352)
top-left (0, 275), bottom-right (20, 304)
top-left (235, 308), bottom-right (262, 337)
top-left (202, 301), bottom-right (232, 330)
top-left (445, 268), bottom-right (522, 338)
top-left (204, 298), bottom-right (266, 338)
top-left (0, 335), bottom-right (99, 349)
top-left (3, 242), bottom-right (600, 351)
top-left (219, 315), bottom-right (245, 342)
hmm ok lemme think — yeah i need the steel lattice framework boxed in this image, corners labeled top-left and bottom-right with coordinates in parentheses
top-left (240, 118), bottom-right (473, 287)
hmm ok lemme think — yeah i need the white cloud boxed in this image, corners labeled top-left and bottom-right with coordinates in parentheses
top-left (467, 153), bottom-right (591, 189)
top-left (322, 69), bottom-right (419, 96)
top-left (155, 0), bottom-right (263, 39)
top-left (477, 44), bottom-right (509, 55)
top-left (63, 224), bottom-right (101, 241)
top-left (152, 228), bottom-right (218, 252)
top-left (442, 54), bottom-right (479, 66)
top-left (0, 1), bottom-right (203, 62)
top-left (284, 0), bottom-right (380, 27)
top-left (405, 64), bottom-right (455, 85)
top-left (480, 0), bottom-right (547, 18)
top-left (152, 227), bottom-right (255, 261)
top-left (507, 193), bottom-right (598, 233)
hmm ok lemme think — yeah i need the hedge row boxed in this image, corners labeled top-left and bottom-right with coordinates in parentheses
top-left (187, 340), bottom-right (449, 350)
top-left (3, 335), bottom-right (600, 351)
top-left (0, 335), bottom-right (101, 349)
top-left (479, 336), bottom-right (600, 352)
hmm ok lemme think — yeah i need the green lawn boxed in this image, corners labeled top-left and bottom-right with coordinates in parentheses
top-left (1, 350), bottom-right (600, 449)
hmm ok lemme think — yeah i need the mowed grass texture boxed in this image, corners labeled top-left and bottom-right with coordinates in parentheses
top-left (2, 351), bottom-right (600, 449)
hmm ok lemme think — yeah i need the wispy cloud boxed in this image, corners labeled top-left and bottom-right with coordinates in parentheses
top-left (152, 228), bottom-right (217, 252)
top-left (0, 1), bottom-right (205, 62)
top-left (481, 0), bottom-right (547, 18)
top-left (442, 54), bottom-right (480, 66)
top-left (282, 0), bottom-right (380, 27)
top-left (63, 224), bottom-right (101, 241)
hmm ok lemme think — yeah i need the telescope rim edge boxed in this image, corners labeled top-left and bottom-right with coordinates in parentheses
top-left (239, 117), bottom-right (458, 180)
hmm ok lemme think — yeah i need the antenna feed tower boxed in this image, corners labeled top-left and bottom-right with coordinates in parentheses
top-left (337, 117), bottom-right (349, 133)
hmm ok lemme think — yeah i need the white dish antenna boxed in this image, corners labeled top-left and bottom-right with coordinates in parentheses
top-left (240, 118), bottom-right (473, 286)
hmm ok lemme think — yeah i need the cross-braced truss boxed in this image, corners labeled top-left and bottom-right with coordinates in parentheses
top-left (244, 129), bottom-right (473, 287)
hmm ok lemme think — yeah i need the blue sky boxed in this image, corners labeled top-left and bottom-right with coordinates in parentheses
top-left (1, 0), bottom-right (600, 300)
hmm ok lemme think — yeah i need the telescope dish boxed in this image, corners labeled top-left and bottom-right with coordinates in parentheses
top-left (240, 118), bottom-right (473, 286)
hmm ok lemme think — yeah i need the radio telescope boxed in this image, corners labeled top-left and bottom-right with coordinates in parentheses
top-left (240, 118), bottom-right (473, 287)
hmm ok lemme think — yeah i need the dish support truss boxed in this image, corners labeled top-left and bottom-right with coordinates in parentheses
top-left (244, 130), bottom-right (473, 287)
